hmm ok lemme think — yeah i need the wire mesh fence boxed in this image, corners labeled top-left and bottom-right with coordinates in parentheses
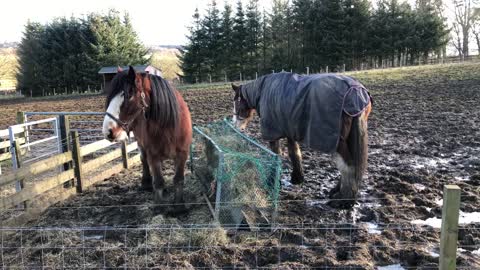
top-left (191, 119), bottom-right (281, 228)
top-left (0, 200), bottom-right (478, 269)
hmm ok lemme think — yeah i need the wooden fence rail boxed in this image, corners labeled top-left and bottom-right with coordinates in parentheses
top-left (0, 132), bottom-right (140, 214)
top-left (0, 118), bottom-right (27, 163)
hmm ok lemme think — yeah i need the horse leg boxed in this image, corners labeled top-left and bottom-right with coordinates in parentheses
top-left (149, 159), bottom-right (166, 205)
top-left (174, 152), bottom-right (187, 203)
top-left (140, 148), bottom-right (153, 191)
top-left (287, 138), bottom-right (304, 184)
top-left (173, 151), bottom-right (188, 213)
top-left (269, 140), bottom-right (281, 155)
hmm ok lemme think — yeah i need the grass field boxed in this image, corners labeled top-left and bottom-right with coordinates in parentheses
top-left (0, 48), bottom-right (17, 90)
top-left (0, 62), bottom-right (479, 268)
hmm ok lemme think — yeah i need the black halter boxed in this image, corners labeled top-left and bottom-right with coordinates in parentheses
top-left (105, 92), bottom-right (149, 136)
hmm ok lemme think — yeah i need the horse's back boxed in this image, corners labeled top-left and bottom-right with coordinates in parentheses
top-left (256, 72), bottom-right (371, 152)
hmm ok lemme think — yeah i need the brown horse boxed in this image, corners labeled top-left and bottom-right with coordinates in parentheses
top-left (232, 72), bottom-right (372, 208)
top-left (102, 66), bottom-right (192, 208)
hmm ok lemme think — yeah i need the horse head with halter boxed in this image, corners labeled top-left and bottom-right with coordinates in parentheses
top-left (231, 83), bottom-right (255, 131)
top-left (103, 66), bottom-right (151, 142)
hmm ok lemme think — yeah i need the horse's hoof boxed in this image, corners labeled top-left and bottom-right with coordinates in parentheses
top-left (328, 200), bottom-right (355, 209)
top-left (328, 192), bottom-right (355, 209)
top-left (153, 205), bottom-right (165, 214)
top-left (290, 175), bottom-right (304, 185)
top-left (139, 185), bottom-right (153, 192)
top-left (172, 204), bottom-right (188, 214)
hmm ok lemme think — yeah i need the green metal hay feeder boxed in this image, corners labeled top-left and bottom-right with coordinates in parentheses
top-left (190, 119), bottom-right (281, 229)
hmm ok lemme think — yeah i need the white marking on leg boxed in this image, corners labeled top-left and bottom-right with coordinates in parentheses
top-left (334, 153), bottom-right (351, 175)
top-left (102, 93), bottom-right (124, 138)
top-left (232, 101), bottom-right (237, 123)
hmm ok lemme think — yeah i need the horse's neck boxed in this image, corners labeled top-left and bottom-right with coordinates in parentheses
top-left (244, 83), bottom-right (261, 109)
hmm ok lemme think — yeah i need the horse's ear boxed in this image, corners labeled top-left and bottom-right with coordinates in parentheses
top-left (117, 66), bottom-right (123, 72)
top-left (128, 66), bottom-right (136, 83)
top-left (231, 83), bottom-right (240, 92)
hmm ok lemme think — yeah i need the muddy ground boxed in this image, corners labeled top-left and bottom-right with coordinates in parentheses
top-left (0, 63), bottom-right (479, 269)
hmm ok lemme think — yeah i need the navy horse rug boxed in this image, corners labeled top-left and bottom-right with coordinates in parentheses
top-left (240, 72), bottom-right (371, 153)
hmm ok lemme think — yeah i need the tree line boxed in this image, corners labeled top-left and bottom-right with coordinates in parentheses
top-left (180, 0), bottom-right (449, 83)
top-left (17, 10), bottom-right (149, 96)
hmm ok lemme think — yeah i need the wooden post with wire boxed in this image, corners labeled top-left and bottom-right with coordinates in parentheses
top-left (13, 140), bottom-right (27, 209)
top-left (439, 185), bottom-right (461, 270)
top-left (121, 140), bottom-right (129, 169)
top-left (70, 131), bottom-right (84, 193)
top-left (59, 115), bottom-right (71, 170)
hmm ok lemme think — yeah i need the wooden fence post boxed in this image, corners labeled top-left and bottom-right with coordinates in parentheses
top-left (439, 185), bottom-right (461, 270)
top-left (59, 115), bottom-right (71, 170)
top-left (121, 140), bottom-right (129, 169)
top-left (16, 111), bottom-right (27, 154)
top-left (70, 131), bottom-right (84, 193)
top-left (12, 140), bottom-right (27, 208)
top-left (59, 115), bottom-right (73, 187)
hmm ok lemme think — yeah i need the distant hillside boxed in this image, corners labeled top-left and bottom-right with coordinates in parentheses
top-left (0, 42), bottom-right (18, 49)
top-left (150, 47), bottom-right (182, 81)
top-left (0, 48), bottom-right (17, 90)
top-left (149, 45), bottom-right (183, 50)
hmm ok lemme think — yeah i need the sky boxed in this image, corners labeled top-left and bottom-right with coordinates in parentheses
top-left (0, 0), bottom-right (459, 50)
top-left (0, 0), bottom-right (270, 46)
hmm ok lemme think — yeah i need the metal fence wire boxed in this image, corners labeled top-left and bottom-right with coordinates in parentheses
top-left (0, 221), bottom-right (478, 269)
top-left (191, 119), bottom-right (281, 228)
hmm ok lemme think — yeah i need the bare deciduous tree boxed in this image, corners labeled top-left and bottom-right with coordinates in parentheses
top-left (452, 0), bottom-right (479, 57)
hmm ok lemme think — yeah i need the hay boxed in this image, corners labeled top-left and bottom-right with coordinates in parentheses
top-left (229, 167), bottom-right (270, 208)
top-left (190, 226), bottom-right (229, 247)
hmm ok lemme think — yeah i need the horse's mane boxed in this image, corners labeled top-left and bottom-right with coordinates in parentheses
top-left (147, 74), bottom-right (179, 129)
top-left (105, 71), bottom-right (179, 129)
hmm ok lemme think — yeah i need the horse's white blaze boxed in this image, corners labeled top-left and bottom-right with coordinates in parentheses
top-left (102, 93), bottom-right (126, 140)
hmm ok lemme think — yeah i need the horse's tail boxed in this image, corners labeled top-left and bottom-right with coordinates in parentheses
top-left (332, 103), bottom-right (370, 207)
top-left (348, 110), bottom-right (368, 194)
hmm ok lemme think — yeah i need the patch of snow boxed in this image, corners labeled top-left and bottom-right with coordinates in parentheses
top-left (281, 177), bottom-right (292, 188)
top-left (84, 235), bottom-right (103, 240)
top-left (412, 163), bottom-right (425, 169)
top-left (435, 199), bottom-right (443, 207)
top-left (454, 175), bottom-right (470, 181)
top-left (459, 211), bottom-right (480, 224)
top-left (473, 248), bottom-right (480, 255)
top-left (411, 157), bottom-right (451, 170)
top-left (364, 202), bottom-right (382, 208)
top-left (351, 204), bottom-right (360, 223)
top-left (413, 183), bottom-right (426, 191)
top-left (411, 217), bottom-right (442, 228)
top-left (365, 222), bottom-right (382, 234)
top-left (426, 207), bottom-right (432, 212)
top-left (411, 212), bottom-right (480, 229)
top-left (426, 247), bottom-right (439, 258)
top-left (306, 199), bottom-right (325, 207)
top-left (377, 264), bottom-right (405, 270)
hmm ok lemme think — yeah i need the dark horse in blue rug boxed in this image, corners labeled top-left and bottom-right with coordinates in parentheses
top-left (232, 72), bottom-right (372, 208)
